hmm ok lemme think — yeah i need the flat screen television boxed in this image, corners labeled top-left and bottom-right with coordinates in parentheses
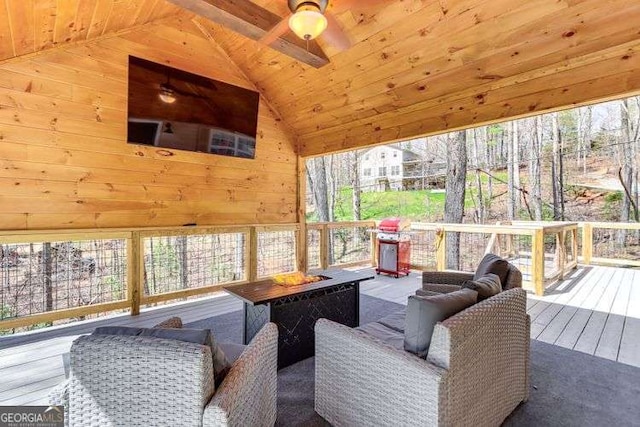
top-left (127, 56), bottom-right (260, 159)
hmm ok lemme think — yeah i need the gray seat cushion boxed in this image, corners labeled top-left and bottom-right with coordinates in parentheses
top-left (93, 326), bottom-right (231, 386)
top-left (404, 288), bottom-right (478, 358)
top-left (474, 253), bottom-right (509, 287)
top-left (356, 322), bottom-right (405, 352)
top-left (377, 309), bottom-right (406, 333)
top-left (461, 273), bottom-right (502, 301)
top-left (219, 342), bottom-right (246, 364)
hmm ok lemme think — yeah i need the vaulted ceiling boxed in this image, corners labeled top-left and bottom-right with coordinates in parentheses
top-left (2, 0), bottom-right (640, 157)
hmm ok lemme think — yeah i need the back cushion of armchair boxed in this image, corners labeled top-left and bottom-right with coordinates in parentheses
top-left (69, 335), bottom-right (214, 427)
top-left (425, 289), bottom-right (529, 425)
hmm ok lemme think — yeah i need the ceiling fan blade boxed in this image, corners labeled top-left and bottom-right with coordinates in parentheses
top-left (320, 12), bottom-right (351, 52)
top-left (260, 16), bottom-right (292, 46)
top-left (330, 0), bottom-right (388, 14)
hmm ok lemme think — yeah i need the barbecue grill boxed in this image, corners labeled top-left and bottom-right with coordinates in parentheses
top-left (375, 218), bottom-right (411, 278)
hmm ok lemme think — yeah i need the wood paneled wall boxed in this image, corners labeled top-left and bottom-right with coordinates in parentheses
top-left (0, 17), bottom-right (298, 230)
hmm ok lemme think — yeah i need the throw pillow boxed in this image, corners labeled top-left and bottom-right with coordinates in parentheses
top-left (92, 326), bottom-right (231, 386)
top-left (461, 273), bottom-right (502, 301)
top-left (474, 253), bottom-right (509, 287)
top-left (404, 288), bottom-right (478, 358)
top-left (153, 316), bottom-right (183, 329)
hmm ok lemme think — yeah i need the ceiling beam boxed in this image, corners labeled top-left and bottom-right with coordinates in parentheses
top-left (165, 0), bottom-right (329, 68)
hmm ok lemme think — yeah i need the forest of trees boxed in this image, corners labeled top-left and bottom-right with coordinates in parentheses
top-left (306, 96), bottom-right (640, 226)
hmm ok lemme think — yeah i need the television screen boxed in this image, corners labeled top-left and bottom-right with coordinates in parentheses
top-left (127, 56), bottom-right (260, 159)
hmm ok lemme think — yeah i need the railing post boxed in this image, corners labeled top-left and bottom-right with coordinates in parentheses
top-left (128, 231), bottom-right (143, 316)
top-left (296, 156), bottom-right (307, 273)
top-left (435, 229), bottom-right (446, 271)
top-left (531, 228), bottom-right (545, 296)
top-left (572, 227), bottom-right (579, 264)
top-left (370, 230), bottom-right (377, 268)
top-left (249, 227), bottom-right (258, 281)
top-left (554, 231), bottom-right (566, 280)
top-left (297, 225), bottom-right (307, 273)
top-left (320, 225), bottom-right (329, 270)
top-left (582, 223), bottom-right (593, 265)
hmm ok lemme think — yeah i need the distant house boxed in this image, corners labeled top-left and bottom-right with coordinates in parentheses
top-left (359, 146), bottom-right (446, 192)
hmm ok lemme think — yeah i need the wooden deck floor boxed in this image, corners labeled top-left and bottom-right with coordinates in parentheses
top-left (1, 265), bottom-right (638, 406)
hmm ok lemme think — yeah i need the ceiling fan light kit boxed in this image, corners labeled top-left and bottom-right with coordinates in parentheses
top-left (288, 0), bottom-right (328, 40)
top-left (159, 85), bottom-right (177, 104)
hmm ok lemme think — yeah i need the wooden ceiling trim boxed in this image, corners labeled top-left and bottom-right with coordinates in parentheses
top-left (233, 2), bottom-right (440, 90)
top-left (33, 0), bottom-right (56, 52)
top-left (301, 43), bottom-right (640, 143)
top-left (246, 0), bottom-right (559, 97)
top-left (310, 67), bottom-right (640, 156)
top-left (7, 0), bottom-right (35, 57)
top-left (86, 0), bottom-right (115, 39)
top-left (282, 1), bottom-right (640, 130)
top-left (53, 0), bottom-right (83, 44)
top-left (102, 0), bottom-right (146, 35)
top-left (299, 48), bottom-right (640, 155)
top-left (165, 0), bottom-right (328, 68)
top-left (290, 19), bottom-right (640, 133)
top-left (269, 0), bottom-right (597, 110)
top-left (0, 1), bottom-right (15, 59)
top-left (0, 0), bottom-right (185, 63)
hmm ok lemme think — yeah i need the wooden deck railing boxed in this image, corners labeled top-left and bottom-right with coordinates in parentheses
top-left (411, 222), bottom-right (579, 296)
top-left (1, 219), bottom-right (637, 332)
top-left (0, 224), bottom-right (301, 332)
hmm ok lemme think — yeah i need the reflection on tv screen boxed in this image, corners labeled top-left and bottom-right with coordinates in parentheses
top-left (127, 56), bottom-right (260, 159)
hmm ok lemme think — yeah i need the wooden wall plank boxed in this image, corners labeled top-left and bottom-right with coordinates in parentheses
top-left (0, 19), bottom-right (298, 230)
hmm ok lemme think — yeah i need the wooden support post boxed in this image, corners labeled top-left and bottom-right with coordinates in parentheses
top-left (128, 231), bottom-right (143, 316)
top-left (296, 156), bottom-right (307, 273)
top-left (582, 223), bottom-right (593, 265)
top-left (320, 225), bottom-right (329, 270)
top-left (435, 229), bottom-right (446, 271)
top-left (370, 231), bottom-right (378, 268)
top-left (531, 229), bottom-right (545, 296)
top-left (554, 231), bottom-right (566, 280)
top-left (572, 228), bottom-right (579, 264)
top-left (249, 227), bottom-right (258, 281)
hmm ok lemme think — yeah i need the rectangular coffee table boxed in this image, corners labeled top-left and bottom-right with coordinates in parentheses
top-left (224, 269), bottom-right (374, 368)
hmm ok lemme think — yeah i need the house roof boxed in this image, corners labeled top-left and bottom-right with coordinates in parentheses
top-left (3, 0), bottom-right (639, 157)
top-left (361, 145), bottom-right (421, 160)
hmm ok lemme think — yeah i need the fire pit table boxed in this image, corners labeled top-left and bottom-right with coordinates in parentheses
top-left (224, 269), bottom-right (374, 368)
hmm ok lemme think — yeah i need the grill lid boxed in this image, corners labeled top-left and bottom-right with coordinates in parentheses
top-left (378, 217), bottom-right (411, 232)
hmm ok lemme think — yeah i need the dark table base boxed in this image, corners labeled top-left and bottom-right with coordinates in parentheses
top-left (243, 281), bottom-right (360, 369)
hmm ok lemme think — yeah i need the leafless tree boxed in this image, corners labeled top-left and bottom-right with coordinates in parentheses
top-left (444, 131), bottom-right (467, 269)
top-left (551, 112), bottom-right (565, 220)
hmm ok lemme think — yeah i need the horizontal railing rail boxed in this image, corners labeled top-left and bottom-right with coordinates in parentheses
top-left (1, 219), bottom-right (636, 333)
top-left (580, 222), bottom-right (640, 267)
top-left (0, 223), bottom-right (301, 333)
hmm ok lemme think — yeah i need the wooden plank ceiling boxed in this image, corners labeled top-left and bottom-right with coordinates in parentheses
top-left (2, 0), bottom-right (640, 158)
top-left (0, 0), bottom-right (183, 61)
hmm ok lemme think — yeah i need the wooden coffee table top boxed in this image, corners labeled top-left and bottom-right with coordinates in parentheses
top-left (223, 269), bottom-right (374, 305)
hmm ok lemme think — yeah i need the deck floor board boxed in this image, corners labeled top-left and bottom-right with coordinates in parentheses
top-left (0, 265), bottom-right (638, 406)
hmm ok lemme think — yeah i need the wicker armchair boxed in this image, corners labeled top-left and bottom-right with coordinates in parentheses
top-left (419, 260), bottom-right (522, 296)
top-left (49, 323), bottom-right (278, 427)
top-left (315, 288), bottom-right (530, 427)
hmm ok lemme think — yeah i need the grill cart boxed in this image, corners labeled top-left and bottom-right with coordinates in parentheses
top-left (374, 218), bottom-right (411, 278)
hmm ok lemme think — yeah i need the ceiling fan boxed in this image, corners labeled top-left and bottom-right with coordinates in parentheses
top-left (260, 0), bottom-right (387, 52)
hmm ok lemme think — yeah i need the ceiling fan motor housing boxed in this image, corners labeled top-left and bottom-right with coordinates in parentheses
top-left (288, 0), bottom-right (328, 13)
